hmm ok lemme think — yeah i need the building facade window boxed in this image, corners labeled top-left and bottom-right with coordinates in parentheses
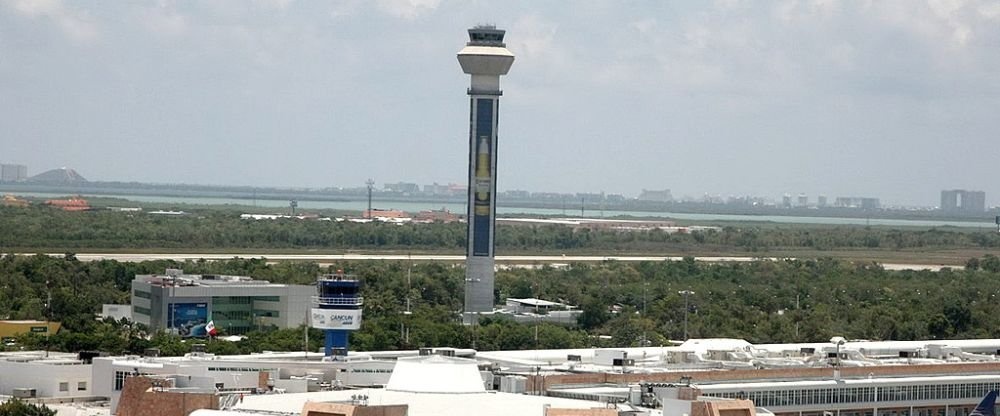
top-left (59, 382), bottom-right (68, 392)
top-left (113, 370), bottom-right (150, 391)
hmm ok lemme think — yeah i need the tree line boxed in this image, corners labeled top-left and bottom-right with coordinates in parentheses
top-left (4, 254), bottom-right (1000, 357)
top-left (2, 206), bottom-right (1000, 254)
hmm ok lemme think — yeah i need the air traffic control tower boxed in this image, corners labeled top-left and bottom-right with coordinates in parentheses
top-left (458, 25), bottom-right (514, 322)
top-left (311, 272), bottom-right (363, 357)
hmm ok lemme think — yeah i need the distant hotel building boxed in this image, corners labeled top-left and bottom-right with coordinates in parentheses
top-left (638, 189), bottom-right (673, 202)
top-left (834, 197), bottom-right (880, 210)
top-left (383, 182), bottom-right (420, 194)
top-left (0, 164), bottom-right (27, 182)
top-left (131, 269), bottom-right (313, 335)
top-left (941, 189), bottom-right (986, 213)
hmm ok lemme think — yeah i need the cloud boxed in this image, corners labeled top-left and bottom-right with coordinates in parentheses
top-left (510, 14), bottom-right (558, 59)
top-left (6, 0), bottom-right (99, 43)
top-left (375, 0), bottom-right (441, 19)
top-left (980, 2), bottom-right (1000, 19)
top-left (139, 3), bottom-right (188, 38)
top-left (253, 0), bottom-right (295, 11)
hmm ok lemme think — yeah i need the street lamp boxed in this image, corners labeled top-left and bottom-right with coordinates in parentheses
top-left (678, 290), bottom-right (695, 340)
top-left (831, 337), bottom-right (846, 366)
top-left (641, 281), bottom-right (649, 347)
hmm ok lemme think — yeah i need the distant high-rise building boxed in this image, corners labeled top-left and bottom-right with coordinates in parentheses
top-left (965, 191), bottom-right (987, 212)
top-left (797, 194), bottom-right (808, 207)
top-left (817, 195), bottom-right (828, 208)
top-left (638, 189), bottom-right (673, 202)
top-left (0, 164), bottom-right (27, 182)
top-left (782, 194), bottom-right (792, 208)
top-left (834, 197), bottom-right (880, 210)
top-left (941, 190), bottom-right (986, 213)
top-left (384, 182), bottom-right (420, 194)
top-left (424, 182), bottom-right (457, 195)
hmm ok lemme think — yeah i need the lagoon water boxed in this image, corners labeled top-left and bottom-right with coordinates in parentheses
top-left (11, 191), bottom-right (995, 229)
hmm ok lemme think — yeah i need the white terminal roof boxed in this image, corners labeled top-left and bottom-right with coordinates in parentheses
top-left (506, 298), bottom-right (564, 307)
top-left (201, 389), bottom-right (620, 416)
top-left (385, 355), bottom-right (485, 394)
top-left (193, 354), bottom-right (622, 416)
top-left (697, 374), bottom-right (1000, 391)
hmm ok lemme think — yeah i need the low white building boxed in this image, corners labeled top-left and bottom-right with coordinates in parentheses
top-left (92, 350), bottom-right (397, 414)
top-left (501, 297), bottom-right (582, 325)
top-left (190, 354), bottom-right (636, 416)
top-left (99, 304), bottom-right (132, 322)
top-left (0, 351), bottom-right (93, 398)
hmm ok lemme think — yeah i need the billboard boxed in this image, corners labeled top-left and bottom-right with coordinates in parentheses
top-left (310, 308), bottom-right (362, 330)
top-left (471, 98), bottom-right (495, 257)
top-left (169, 302), bottom-right (208, 337)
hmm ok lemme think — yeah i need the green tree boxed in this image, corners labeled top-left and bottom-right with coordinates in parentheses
top-left (577, 298), bottom-right (610, 330)
top-left (0, 399), bottom-right (56, 416)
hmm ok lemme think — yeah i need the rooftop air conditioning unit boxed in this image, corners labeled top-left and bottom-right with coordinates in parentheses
top-left (12, 388), bottom-right (36, 399)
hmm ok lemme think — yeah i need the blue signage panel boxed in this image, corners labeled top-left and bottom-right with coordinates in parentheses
top-left (169, 302), bottom-right (208, 337)
top-left (472, 98), bottom-right (495, 257)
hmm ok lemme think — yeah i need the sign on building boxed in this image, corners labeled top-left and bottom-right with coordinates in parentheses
top-left (310, 309), bottom-right (362, 330)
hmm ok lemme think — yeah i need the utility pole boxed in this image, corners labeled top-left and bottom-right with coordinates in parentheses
top-left (678, 290), bottom-right (695, 340)
top-left (365, 178), bottom-right (375, 219)
top-left (642, 280), bottom-right (648, 347)
top-left (402, 254), bottom-right (412, 345)
top-left (45, 280), bottom-right (51, 357)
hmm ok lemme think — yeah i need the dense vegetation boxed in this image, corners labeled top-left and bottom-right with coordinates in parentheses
top-left (0, 400), bottom-right (55, 416)
top-left (2, 206), bottom-right (1000, 254)
top-left (4, 254), bottom-right (1000, 357)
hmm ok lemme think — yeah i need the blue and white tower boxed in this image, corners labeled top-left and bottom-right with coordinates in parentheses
top-left (311, 272), bottom-right (363, 357)
top-left (458, 25), bottom-right (514, 321)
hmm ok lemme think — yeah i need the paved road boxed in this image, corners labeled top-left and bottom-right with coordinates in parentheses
top-left (31, 252), bottom-right (960, 270)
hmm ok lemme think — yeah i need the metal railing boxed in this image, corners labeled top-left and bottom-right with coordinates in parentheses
top-left (312, 296), bottom-right (364, 306)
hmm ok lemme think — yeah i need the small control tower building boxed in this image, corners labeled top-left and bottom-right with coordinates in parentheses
top-left (457, 25), bottom-right (514, 322)
top-left (311, 272), bottom-right (363, 357)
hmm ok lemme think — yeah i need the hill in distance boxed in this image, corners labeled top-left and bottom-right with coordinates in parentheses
top-left (27, 167), bottom-right (88, 184)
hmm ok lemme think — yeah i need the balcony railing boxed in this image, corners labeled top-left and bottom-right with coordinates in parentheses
top-left (312, 296), bottom-right (364, 306)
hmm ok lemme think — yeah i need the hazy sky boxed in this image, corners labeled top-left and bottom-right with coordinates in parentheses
top-left (1, 1), bottom-right (999, 206)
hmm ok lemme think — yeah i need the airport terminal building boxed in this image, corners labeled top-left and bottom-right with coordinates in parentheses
top-left (130, 269), bottom-right (313, 335)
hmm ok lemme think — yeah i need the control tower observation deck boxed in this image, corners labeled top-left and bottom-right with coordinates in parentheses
top-left (457, 26), bottom-right (514, 322)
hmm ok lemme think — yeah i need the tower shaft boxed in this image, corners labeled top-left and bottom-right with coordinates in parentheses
top-left (464, 93), bottom-right (500, 316)
top-left (457, 26), bottom-right (514, 322)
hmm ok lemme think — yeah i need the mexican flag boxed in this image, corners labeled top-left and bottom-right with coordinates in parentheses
top-left (206, 320), bottom-right (218, 337)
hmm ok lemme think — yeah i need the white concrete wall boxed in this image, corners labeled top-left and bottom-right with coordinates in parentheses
top-left (101, 304), bottom-right (133, 322)
top-left (0, 361), bottom-right (92, 398)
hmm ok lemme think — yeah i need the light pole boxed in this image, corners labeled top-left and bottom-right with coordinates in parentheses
top-left (641, 281), bottom-right (649, 347)
top-left (678, 290), bottom-right (695, 340)
top-left (831, 336), bottom-right (846, 374)
top-left (365, 179), bottom-right (375, 219)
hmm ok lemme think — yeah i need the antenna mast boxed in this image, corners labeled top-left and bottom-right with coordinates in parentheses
top-left (365, 178), bottom-right (375, 219)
